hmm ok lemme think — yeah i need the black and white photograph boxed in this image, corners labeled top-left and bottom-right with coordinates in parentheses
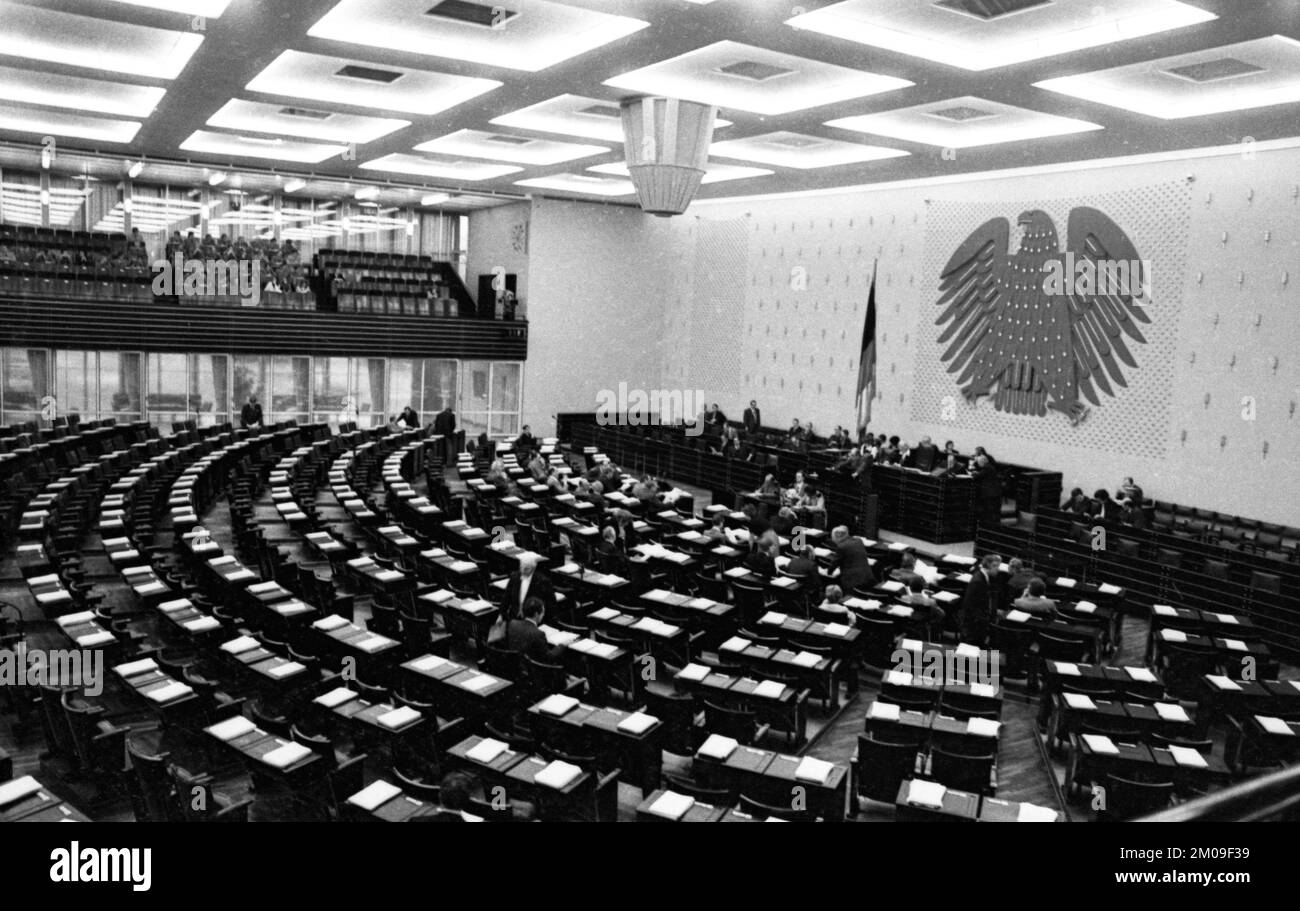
top-left (0, 0), bottom-right (1294, 891)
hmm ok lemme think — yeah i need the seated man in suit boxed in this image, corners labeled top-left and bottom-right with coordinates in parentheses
top-left (502, 554), bottom-right (556, 621)
top-left (505, 597), bottom-right (563, 661)
top-left (595, 526), bottom-right (630, 576)
top-left (782, 544), bottom-right (818, 579)
top-left (1003, 557), bottom-right (1041, 607)
top-left (1012, 578), bottom-right (1058, 618)
top-left (900, 577), bottom-right (945, 639)
top-left (831, 525), bottom-right (875, 593)
top-left (745, 533), bottom-right (780, 578)
top-left (890, 550), bottom-right (926, 589)
top-left (771, 506), bottom-right (799, 537)
top-left (1061, 487), bottom-right (1089, 514)
top-left (527, 453), bottom-right (549, 483)
top-left (814, 584), bottom-right (854, 626)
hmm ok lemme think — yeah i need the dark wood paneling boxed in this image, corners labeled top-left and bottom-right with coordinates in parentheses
top-left (0, 296), bottom-right (528, 360)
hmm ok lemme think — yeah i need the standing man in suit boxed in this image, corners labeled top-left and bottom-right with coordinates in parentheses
top-left (831, 525), bottom-right (875, 593)
top-left (960, 553), bottom-right (1003, 646)
top-left (502, 553), bottom-right (556, 621)
top-left (433, 405), bottom-right (457, 465)
top-left (240, 395), bottom-right (263, 429)
top-left (505, 597), bottom-right (562, 661)
top-left (514, 424), bottom-right (537, 460)
top-left (743, 400), bottom-right (762, 437)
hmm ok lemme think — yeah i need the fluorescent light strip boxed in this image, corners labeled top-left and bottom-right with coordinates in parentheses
top-left (102, 0), bottom-right (232, 16)
top-left (0, 104), bottom-right (141, 143)
top-left (181, 131), bottom-right (349, 164)
top-left (0, 66), bottom-right (167, 118)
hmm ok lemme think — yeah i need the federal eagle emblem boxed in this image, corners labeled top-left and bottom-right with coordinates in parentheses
top-left (935, 207), bottom-right (1151, 426)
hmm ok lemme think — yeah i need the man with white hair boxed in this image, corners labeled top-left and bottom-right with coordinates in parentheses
top-left (503, 552), bottom-right (555, 621)
top-left (831, 525), bottom-right (875, 593)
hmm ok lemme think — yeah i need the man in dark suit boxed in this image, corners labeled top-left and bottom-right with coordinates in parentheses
top-left (433, 406), bottom-right (457, 464)
top-left (911, 436), bottom-right (939, 473)
top-left (743, 400), bottom-right (761, 436)
top-left (831, 525), bottom-right (875, 593)
top-left (502, 554), bottom-right (556, 621)
top-left (505, 597), bottom-right (561, 661)
top-left (514, 424), bottom-right (537, 459)
top-left (594, 526), bottom-right (630, 576)
top-left (960, 553), bottom-right (1003, 646)
top-left (240, 395), bottom-right (263, 429)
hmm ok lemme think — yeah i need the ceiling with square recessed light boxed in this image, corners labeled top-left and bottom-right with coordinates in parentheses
top-left (0, 0), bottom-right (1294, 211)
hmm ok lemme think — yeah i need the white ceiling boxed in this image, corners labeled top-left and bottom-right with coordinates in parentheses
top-left (0, 0), bottom-right (1296, 212)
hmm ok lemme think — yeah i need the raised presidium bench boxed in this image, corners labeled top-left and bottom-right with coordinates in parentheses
top-left (0, 775), bottom-right (93, 822)
top-left (691, 733), bottom-right (848, 821)
top-left (895, 779), bottom-right (1059, 823)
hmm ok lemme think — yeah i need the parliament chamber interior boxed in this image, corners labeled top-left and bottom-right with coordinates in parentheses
top-left (0, 0), bottom-right (1298, 843)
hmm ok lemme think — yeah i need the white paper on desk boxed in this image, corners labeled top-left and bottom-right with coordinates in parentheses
top-left (1257, 716), bottom-right (1295, 736)
top-left (159, 598), bottom-right (192, 614)
top-left (207, 715), bottom-right (257, 742)
top-left (969, 683), bottom-right (997, 699)
top-left (884, 670), bottom-right (914, 687)
top-left (1017, 803), bottom-right (1058, 822)
top-left (954, 573), bottom-right (973, 584)
top-left (1062, 692), bottom-right (1096, 710)
top-left (77, 631), bottom-right (115, 647)
top-left (754, 680), bottom-right (786, 700)
top-left (869, 701), bottom-right (901, 721)
top-left (1098, 583), bottom-right (1121, 595)
top-left (1075, 601), bottom-right (1097, 614)
top-left (114, 657), bottom-right (158, 677)
top-left (795, 756), bottom-right (834, 785)
top-left (967, 717), bottom-right (1000, 737)
top-left (887, 542), bottom-right (908, 551)
top-left (956, 643), bottom-right (981, 658)
top-left (720, 636), bottom-right (751, 652)
top-left (1004, 610), bottom-right (1032, 624)
top-left (536, 760), bottom-right (583, 790)
top-left (1161, 629), bottom-right (1188, 643)
top-left (460, 600), bottom-right (496, 616)
top-left (907, 779), bottom-right (947, 809)
top-left (1222, 638), bottom-right (1248, 652)
top-left (378, 706), bottom-right (421, 730)
top-left (1153, 604), bottom-right (1177, 616)
top-left (1212, 613), bottom-right (1239, 625)
top-left (226, 570), bottom-right (256, 583)
top-left (1081, 734), bottom-right (1119, 754)
top-left (1125, 666), bottom-right (1157, 683)
top-left (1169, 745), bottom-right (1208, 768)
top-left (541, 626), bottom-right (578, 647)
top-left (374, 570), bottom-right (405, 583)
top-left (248, 581), bottom-right (281, 594)
top-left (760, 611), bottom-right (788, 625)
top-left (267, 661), bottom-right (304, 679)
top-left (348, 780), bottom-right (402, 812)
top-left (943, 554), bottom-right (977, 566)
top-left (353, 635), bottom-right (391, 654)
top-left (208, 556), bottom-right (237, 568)
top-left (461, 674), bottom-right (496, 693)
top-left (1054, 662), bottom-right (1081, 676)
top-left (590, 642), bottom-right (619, 659)
top-left (568, 638), bottom-right (599, 655)
top-left (56, 610), bottom-right (95, 628)
top-left (1154, 702), bottom-right (1191, 723)
top-left (538, 694), bottom-right (578, 716)
top-left (589, 606), bottom-right (618, 621)
top-left (222, 636), bottom-right (262, 656)
top-left (421, 589), bottom-right (455, 604)
top-left (466, 738), bottom-right (508, 764)
top-left (618, 711), bottom-right (658, 735)
top-left (647, 790), bottom-right (694, 821)
top-left (823, 622), bottom-right (851, 637)
top-left (1207, 675), bottom-right (1242, 691)
top-left (449, 561), bottom-right (478, 573)
top-left (770, 576), bottom-right (795, 589)
top-left (1290, 681), bottom-right (1300, 694)
top-left (147, 681), bottom-right (193, 703)
top-left (184, 616), bottom-right (221, 633)
top-left (1055, 577), bottom-right (1076, 588)
top-left (697, 734), bottom-right (739, 760)
top-left (262, 741), bottom-right (312, 769)
top-left (792, 651), bottom-right (821, 668)
top-left (722, 566), bottom-right (750, 579)
top-left (678, 663), bottom-right (709, 682)
top-left (631, 617), bottom-right (659, 633)
top-left (886, 605), bottom-right (914, 618)
top-left (314, 687), bottom-right (357, 708)
top-left (0, 775), bottom-right (42, 807)
top-left (312, 614), bottom-right (350, 631)
top-left (899, 638), bottom-right (923, 652)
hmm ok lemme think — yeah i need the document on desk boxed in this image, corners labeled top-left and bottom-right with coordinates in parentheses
top-left (262, 741), bottom-right (313, 769)
top-left (1081, 734), bottom-right (1120, 754)
top-left (267, 661), bottom-right (305, 679)
top-left (1055, 578), bottom-right (1076, 588)
top-left (460, 674), bottom-right (496, 693)
top-left (1125, 666), bottom-right (1157, 682)
top-left (1004, 610), bottom-right (1031, 624)
top-left (1152, 604), bottom-right (1177, 616)
top-left (1074, 601), bottom-right (1097, 614)
top-left (647, 790), bottom-right (695, 821)
top-left (1213, 613), bottom-right (1239, 624)
top-left (541, 626), bottom-right (579, 647)
top-left (1222, 639), bottom-right (1248, 651)
top-left (1257, 716), bottom-right (1295, 736)
top-left (1207, 675), bottom-right (1241, 691)
top-left (184, 616), bottom-right (221, 633)
top-left (886, 605), bottom-right (913, 618)
top-left (753, 680), bottom-right (786, 700)
top-left (1053, 662), bottom-right (1081, 676)
top-left (1155, 702), bottom-right (1191, 722)
top-left (538, 694), bottom-right (579, 716)
top-left (956, 643), bottom-right (981, 658)
top-left (883, 670), bottom-right (913, 687)
top-left (206, 715), bottom-right (257, 742)
top-left (907, 779), bottom-right (947, 810)
top-left (146, 681), bottom-right (194, 703)
top-left (969, 683), bottom-right (997, 699)
top-left (720, 636), bottom-right (751, 653)
top-left (760, 611), bottom-right (788, 625)
top-left (0, 776), bottom-right (43, 807)
top-left (421, 588), bottom-right (455, 604)
top-left (536, 760), bottom-right (582, 790)
top-left (378, 706), bottom-right (421, 730)
top-left (466, 738), bottom-right (509, 764)
top-left (1062, 692), bottom-right (1096, 711)
top-left (1161, 628), bottom-right (1188, 642)
top-left (1017, 803), bottom-right (1059, 823)
top-left (460, 600), bottom-right (496, 616)
top-left (899, 638), bottom-right (923, 652)
top-left (314, 687), bottom-right (358, 708)
top-left (159, 598), bottom-right (192, 614)
top-left (794, 756), bottom-right (834, 785)
top-left (967, 717), bottom-right (1000, 737)
top-left (114, 657), bottom-right (159, 677)
top-left (677, 663), bottom-right (709, 682)
top-left (347, 780), bottom-right (403, 812)
top-left (618, 711), bottom-right (658, 735)
top-left (589, 642), bottom-right (619, 659)
top-left (590, 606), bottom-right (619, 621)
top-left (697, 734), bottom-right (739, 760)
top-left (823, 622), bottom-right (851, 637)
top-left (1098, 583), bottom-right (1121, 595)
top-left (313, 613), bottom-right (350, 631)
top-left (869, 701), bottom-right (901, 721)
top-left (954, 573), bottom-right (973, 584)
top-left (791, 651), bottom-right (821, 668)
top-left (1169, 745), bottom-right (1208, 768)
